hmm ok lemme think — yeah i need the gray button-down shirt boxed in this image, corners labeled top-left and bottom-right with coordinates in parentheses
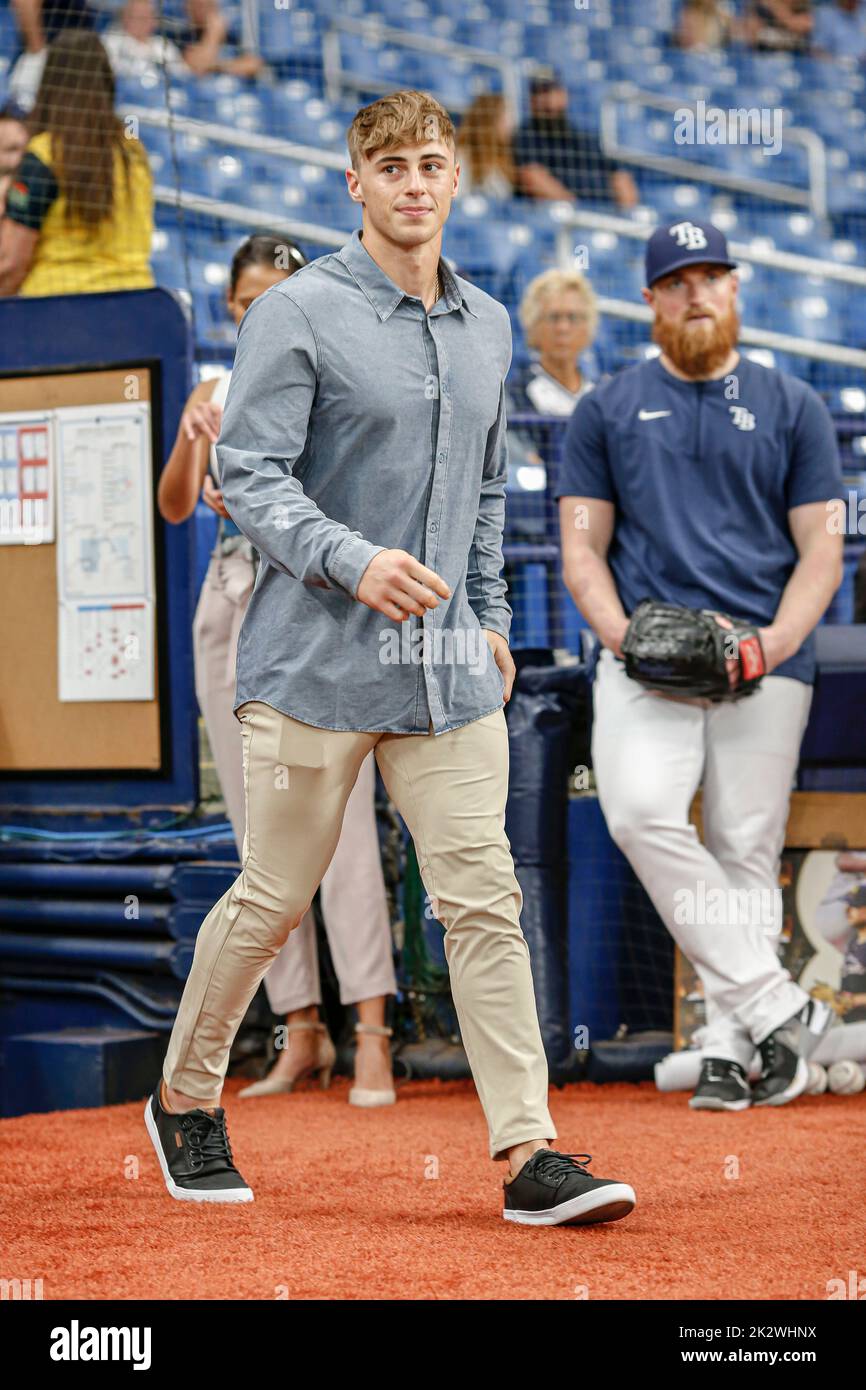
top-left (217, 227), bottom-right (513, 735)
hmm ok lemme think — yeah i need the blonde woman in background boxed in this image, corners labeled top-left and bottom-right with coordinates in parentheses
top-left (455, 92), bottom-right (517, 199)
top-left (676, 0), bottom-right (736, 51)
top-left (512, 268), bottom-right (599, 415)
top-left (157, 233), bottom-right (398, 1108)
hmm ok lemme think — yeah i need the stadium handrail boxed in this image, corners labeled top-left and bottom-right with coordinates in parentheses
top-left (553, 205), bottom-right (866, 288)
top-left (129, 108), bottom-right (347, 172)
top-left (591, 294), bottom-right (866, 368)
top-left (599, 84), bottom-right (828, 219)
top-left (153, 184), bottom-right (346, 249)
top-left (134, 111), bottom-right (852, 299)
top-left (152, 185), bottom-right (866, 372)
top-left (321, 16), bottom-right (521, 117)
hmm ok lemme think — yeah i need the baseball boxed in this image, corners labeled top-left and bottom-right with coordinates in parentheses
top-left (806, 1062), bottom-right (828, 1095)
top-left (826, 1060), bottom-right (866, 1095)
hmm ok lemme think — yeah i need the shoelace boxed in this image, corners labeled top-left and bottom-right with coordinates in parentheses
top-left (703, 1059), bottom-right (741, 1083)
top-left (760, 1035), bottom-right (777, 1067)
top-left (182, 1112), bottom-right (234, 1169)
top-left (531, 1151), bottom-right (593, 1183)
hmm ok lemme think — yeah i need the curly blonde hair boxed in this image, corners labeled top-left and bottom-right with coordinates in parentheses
top-left (346, 89), bottom-right (456, 170)
top-left (518, 269), bottom-right (599, 349)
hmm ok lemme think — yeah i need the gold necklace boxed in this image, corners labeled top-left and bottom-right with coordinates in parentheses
top-left (433, 266), bottom-right (441, 305)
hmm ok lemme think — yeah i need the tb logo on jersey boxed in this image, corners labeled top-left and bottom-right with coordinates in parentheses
top-left (669, 222), bottom-right (708, 250)
top-left (729, 405), bottom-right (756, 431)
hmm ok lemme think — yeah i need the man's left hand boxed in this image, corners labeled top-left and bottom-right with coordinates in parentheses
top-left (483, 630), bottom-right (516, 703)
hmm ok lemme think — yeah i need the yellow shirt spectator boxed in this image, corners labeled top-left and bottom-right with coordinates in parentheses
top-left (5, 129), bottom-right (154, 296)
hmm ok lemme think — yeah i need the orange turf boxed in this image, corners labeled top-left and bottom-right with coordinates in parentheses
top-left (1, 1078), bottom-right (862, 1301)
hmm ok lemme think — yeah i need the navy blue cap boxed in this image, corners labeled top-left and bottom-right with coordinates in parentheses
top-left (846, 882), bottom-right (866, 908)
top-left (645, 219), bottom-right (737, 288)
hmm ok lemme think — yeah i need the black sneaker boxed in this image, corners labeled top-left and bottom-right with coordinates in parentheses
top-left (752, 999), bottom-right (834, 1107)
top-left (144, 1085), bottom-right (254, 1203)
top-left (689, 1058), bottom-right (751, 1111)
top-left (502, 1150), bottom-right (636, 1227)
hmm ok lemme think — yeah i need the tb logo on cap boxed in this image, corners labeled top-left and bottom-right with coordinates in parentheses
top-left (669, 222), bottom-right (709, 251)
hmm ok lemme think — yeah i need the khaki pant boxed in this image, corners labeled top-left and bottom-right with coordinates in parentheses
top-left (163, 699), bottom-right (556, 1160)
top-left (192, 548), bottom-right (396, 1010)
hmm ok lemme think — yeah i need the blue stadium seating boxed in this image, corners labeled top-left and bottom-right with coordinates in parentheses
top-left (4, 1), bottom-right (866, 392)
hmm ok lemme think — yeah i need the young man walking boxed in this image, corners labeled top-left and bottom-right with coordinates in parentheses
top-left (145, 89), bottom-right (636, 1227)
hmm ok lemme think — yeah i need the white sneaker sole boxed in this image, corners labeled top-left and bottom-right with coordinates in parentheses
top-left (752, 1056), bottom-right (810, 1108)
top-left (503, 1182), bottom-right (636, 1227)
top-left (689, 1094), bottom-right (751, 1111)
top-left (144, 1096), bottom-right (254, 1203)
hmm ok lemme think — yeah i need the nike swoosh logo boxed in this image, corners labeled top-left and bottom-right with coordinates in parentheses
top-left (638, 410), bottom-right (672, 420)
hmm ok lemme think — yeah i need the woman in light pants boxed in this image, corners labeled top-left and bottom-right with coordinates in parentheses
top-left (157, 234), bottom-right (397, 1106)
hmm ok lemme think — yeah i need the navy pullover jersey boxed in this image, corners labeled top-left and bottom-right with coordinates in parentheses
top-left (555, 355), bottom-right (844, 683)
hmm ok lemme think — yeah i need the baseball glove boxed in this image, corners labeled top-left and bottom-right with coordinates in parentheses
top-left (620, 599), bottom-right (766, 702)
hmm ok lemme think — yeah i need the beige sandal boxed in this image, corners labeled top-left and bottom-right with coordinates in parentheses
top-left (349, 1023), bottom-right (396, 1108)
top-left (238, 1020), bottom-right (336, 1097)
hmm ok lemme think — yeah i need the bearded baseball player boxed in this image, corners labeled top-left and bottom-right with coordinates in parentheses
top-left (558, 217), bottom-right (844, 1110)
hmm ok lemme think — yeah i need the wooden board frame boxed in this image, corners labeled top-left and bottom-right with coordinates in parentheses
top-left (0, 360), bottom-right (169, 776)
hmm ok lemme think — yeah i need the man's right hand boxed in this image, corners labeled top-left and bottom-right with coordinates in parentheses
top-left (601, 616), bottom-right (630, 658)
top-left (356, 549), bottom-right (451, 621)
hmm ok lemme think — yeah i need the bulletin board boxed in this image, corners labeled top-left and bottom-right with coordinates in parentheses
top-left (0, 364), bottom-right (164, 773)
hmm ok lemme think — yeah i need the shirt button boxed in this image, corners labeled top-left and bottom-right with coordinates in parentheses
top-left (437, 451), bottom-right (445, 462)
top-left (429, 520), bottom-right (438, 533)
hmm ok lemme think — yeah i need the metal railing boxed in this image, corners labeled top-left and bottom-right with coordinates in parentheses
top-left (599, 84), bottom-right (829, 220)
top-left (553, 207), bottom-right (866, 369)
top-left (153, 185), bottom-right (347, 250)
top-left (130, 107), bottom-right (347, 172)
top-left (592, 295), bottom-right (866, 368)
top-left (554, 206), bottom-right (866, 287)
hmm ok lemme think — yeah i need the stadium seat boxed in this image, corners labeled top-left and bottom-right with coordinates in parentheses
top-left (258, 6), bottom-right (324, 64)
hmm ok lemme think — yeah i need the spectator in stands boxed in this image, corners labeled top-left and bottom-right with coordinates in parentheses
top-left (456, 93), bottom-right (517, 199)
top-left (157, 233), bottom-right (397, 1107)
top-left (174, 0), bottom-right (264, 79)
top-left (11, 0), bottom-right (93, 45)
top-left (742, 0), bottom-right (813, 52)
top-left (0, 31), bottom-right (154, 296)
top-left (513, 70), bottom-right (638, 211)
top-left (9, 0), bottom-right (95, 110)
top-left (512, 268), bottom-right (599, 415)
top-left (675, 0), bottom-right (737, 50)
top-left (812, 0), bottom-right (866, 59)
top-left (102, 0), bottom-right (189, 80)
top-left (0, 104), bottom-right (29, 218)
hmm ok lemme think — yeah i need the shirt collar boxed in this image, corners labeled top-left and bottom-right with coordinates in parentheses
top-left (339, 228), bottom-right (478, 321)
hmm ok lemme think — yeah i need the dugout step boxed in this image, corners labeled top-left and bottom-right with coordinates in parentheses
top-left (0, 1026), bottom-right (165, 1117)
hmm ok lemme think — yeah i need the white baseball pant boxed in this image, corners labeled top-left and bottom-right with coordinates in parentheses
top-left (592, 648), bottom-right (813, 1071)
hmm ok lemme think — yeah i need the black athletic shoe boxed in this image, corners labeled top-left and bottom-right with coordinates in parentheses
top-left (752, 999), bottom-right (834, 1107)
top-left (689, 1057), bottom-right (751, 1111)
top-left (144, 1085), bottom-right (254, 1203)
top-left (502, 1150), bottom-right (636, 1227)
